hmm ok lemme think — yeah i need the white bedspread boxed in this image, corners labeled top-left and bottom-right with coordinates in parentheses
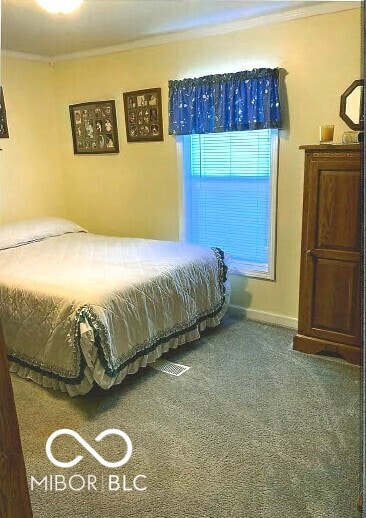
top-left (0, 230), bottom-right (229, 395)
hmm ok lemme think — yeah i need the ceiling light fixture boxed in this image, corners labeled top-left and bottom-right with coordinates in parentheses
top-left (35, 0), bottom-right (83, 14)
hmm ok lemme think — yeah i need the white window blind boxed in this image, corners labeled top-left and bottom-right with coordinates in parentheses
top-left (182, 129), bottom-right (278, 278)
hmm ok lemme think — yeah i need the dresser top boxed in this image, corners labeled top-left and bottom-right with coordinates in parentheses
top-left (299, 144), bottom-right (362, 151)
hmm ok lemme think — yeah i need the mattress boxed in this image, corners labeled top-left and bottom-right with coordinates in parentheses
top-left (0, 218), bottom-right (230, 396)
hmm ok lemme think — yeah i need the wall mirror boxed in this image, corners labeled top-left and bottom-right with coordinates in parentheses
top-left (340, 79), bottom-right (364, 131)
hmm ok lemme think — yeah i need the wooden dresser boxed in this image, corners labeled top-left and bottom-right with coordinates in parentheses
top-left (293, 144), bottom-right (362, 364)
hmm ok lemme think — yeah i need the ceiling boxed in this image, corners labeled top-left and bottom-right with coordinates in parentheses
top-left (1, 1), bottom-right (360, 60)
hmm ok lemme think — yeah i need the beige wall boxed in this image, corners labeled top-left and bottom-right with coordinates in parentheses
top-left (1, 58), bottom-right (67, 224)
top-left (1, 8), bottom-right (362, 320)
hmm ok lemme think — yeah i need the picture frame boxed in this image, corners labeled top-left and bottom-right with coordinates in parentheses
top-left (0, 87), bottom-right (9, 139)
top-left (123, 88), bottom-right (164, 142)
top-left (69, 100), bottom-right (119, 154)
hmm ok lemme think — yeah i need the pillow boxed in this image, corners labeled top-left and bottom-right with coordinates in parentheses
top-left (0, 217), bottom-right (87, 251)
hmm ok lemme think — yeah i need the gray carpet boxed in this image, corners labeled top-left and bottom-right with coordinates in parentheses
top-left (11, 314), bottom-right (361, 518)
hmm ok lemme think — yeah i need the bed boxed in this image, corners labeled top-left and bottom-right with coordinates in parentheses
top-left (0, 218), bottom-right (230, 396)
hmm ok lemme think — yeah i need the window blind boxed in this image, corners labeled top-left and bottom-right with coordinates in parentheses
top-left (183, 129), bottom-right (277, 275)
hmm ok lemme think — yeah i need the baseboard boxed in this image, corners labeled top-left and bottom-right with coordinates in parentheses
top-left (228, 304), bottom-right (298, 329)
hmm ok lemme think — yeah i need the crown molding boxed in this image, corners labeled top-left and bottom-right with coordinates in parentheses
top-left (2, 50), bottom-right (52, 63)
top-left (2, 2), bottom-right (361, 64)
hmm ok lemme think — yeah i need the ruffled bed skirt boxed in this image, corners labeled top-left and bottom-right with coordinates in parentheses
top-left (9, 295), bottom-right (229, 396)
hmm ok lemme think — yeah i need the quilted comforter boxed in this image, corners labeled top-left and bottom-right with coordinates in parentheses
top-left (0, 218), bottom-right (229, 395)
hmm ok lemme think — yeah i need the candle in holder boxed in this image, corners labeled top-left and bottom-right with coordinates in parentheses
top-left (319, 125), bottom-right (334, 144)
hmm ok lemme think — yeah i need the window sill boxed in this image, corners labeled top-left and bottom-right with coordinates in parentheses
top-left (229, 260), bottom-right (274, 281)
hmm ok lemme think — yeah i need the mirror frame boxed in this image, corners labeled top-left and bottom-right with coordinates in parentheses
top-left (340, 79), bottom-right (364, 131)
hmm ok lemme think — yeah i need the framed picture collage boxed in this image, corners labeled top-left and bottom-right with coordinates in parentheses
top-left (69, 87), bottom-right (163, 154)
top-left (123, 88), bottom-right (163, 142)
top-left (0, 87), bottom-right (9, 139)
top-left (69, 100), bottom-right (119, 154)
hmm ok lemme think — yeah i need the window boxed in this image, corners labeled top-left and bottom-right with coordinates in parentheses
top-left (182, 129), bottom-right (278, 279)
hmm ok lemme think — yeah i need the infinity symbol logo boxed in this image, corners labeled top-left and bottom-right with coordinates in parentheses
top-left (46, 429), bottom-right (133, 468)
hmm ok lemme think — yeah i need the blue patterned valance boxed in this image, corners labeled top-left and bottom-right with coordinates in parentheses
top-left (168, 68), bottom-right (282, 135)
